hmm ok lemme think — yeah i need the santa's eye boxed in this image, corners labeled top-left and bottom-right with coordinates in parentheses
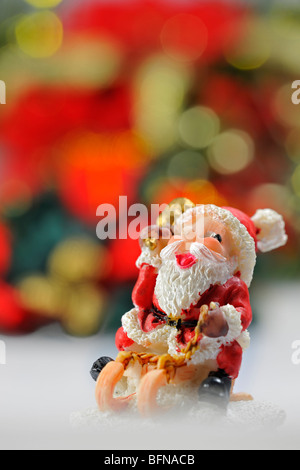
top-left (212, 233), bottom-right (222, 243)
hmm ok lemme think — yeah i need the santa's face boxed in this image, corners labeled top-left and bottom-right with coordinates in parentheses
top-left (154, 213), bottom-right (238, 317)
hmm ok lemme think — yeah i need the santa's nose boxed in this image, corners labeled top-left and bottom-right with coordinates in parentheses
top-left (175, 252), bottom-right (198, 269)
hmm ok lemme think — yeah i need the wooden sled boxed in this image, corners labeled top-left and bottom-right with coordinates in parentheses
top-left (95, 351), bottom-right (253, 417)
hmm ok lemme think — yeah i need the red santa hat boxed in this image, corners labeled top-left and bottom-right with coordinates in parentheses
top-left (224, 206), bottom-right (288, 254)
top-left (174, 204), bottom-right (288, 287)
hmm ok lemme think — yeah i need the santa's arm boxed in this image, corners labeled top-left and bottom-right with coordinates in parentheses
top-left (116, 225), bottom-right (172, 351)
top-left (210, 279), bottom-right (252, 378)
top-left (200, 277), bottom-right (252, 343)
top-left (132, 264), bottom-right (157, 311)
top-left (132, 224), bottom-right (171, 311)
top-left (224, 277), bottom-right (252, 331)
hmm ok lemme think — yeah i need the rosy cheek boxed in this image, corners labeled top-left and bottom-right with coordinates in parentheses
top-left (167, 235), bottom-right (182, 245)
top-left (203, 237), bottom-right (227, 256)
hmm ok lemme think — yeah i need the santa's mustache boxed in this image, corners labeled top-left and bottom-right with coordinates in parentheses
top-left (160, 240), bottom-right (227, 264)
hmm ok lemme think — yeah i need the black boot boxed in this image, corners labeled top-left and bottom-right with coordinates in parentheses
top-left (198, 370), bottom-right (232, 410)
top-left (90, 356), bottom-right (114, 382)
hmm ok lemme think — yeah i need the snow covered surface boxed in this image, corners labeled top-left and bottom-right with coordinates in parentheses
top-left (71, 399), bottom-right (286, 443)
top-left (0, 281), bottom-right (300, 450)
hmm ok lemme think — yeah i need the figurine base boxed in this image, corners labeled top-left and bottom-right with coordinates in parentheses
top-left (71, 383), bottom-right (285, 449)
top-left (71, 396), bottom-right (285, 450)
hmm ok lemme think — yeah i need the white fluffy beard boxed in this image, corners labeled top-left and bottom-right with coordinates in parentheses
top-left (154, 249), bottom-right (237, 317)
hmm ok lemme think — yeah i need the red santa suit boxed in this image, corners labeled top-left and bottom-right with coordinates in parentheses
top-left (116, 204), bottom-right (287, 380)
top-left (115, 263), bottom-right (252, 379)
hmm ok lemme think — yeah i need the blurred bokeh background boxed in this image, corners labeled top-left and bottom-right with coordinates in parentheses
top-left (0, 0), bottom-right (299, 339)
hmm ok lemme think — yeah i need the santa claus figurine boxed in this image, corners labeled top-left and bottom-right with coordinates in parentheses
top-left (91, 199), bottom-right (288, 414)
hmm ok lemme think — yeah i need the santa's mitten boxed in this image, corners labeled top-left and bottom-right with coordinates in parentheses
top-left (136, 225), bottom-right (172, 270)
top-left (132, 264), bottom-right (157, 310)
top-left (251, 209), bottom-right (288, 253)
top-left (199, 304), bottom-right (227, 338)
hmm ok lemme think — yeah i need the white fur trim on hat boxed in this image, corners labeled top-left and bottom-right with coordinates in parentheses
top-left (175, 204), bottom-right (257, 287)
top-left (136, 248), bottom-right (162, 270)
top-left (251, 209), bottom-right (288, 253)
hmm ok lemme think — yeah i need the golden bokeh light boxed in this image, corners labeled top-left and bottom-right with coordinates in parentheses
top-left (178, 106), bottom-right (220, 149)
top-left (207, 130), bottom-right (254, 174)
top-left (185, 179), bottom-right (227, 206)
top-left (134, 55), bottom-right (192, 153)
top-left (53, 36), bottom-right (121, 88)
top-left (62, 284), bottom-right (106, 337)
top-left (15, 11), bottom-right (63, 58)
top-left (285, 129), bottom-right (300, 163)
top-left (250, 183), bottom-right (293, 218)
top-left (224, 19), bottom-right (271, 70)
top-left (17, 275), bottom-right (67, 319)
top-left (136, 55), bottom-right (192, 110)
top-left (48, 237), bottom-right (110, 283)
top-left (24, 0), bottom-right (63, 7)
top-left (291, 165), bottom-right (300, 197)
top-left (135, 105), bottom-right (178, 153)
top-left (0, 35), bottom-right (121, 92)
top-left (288, 195), bottom-right (300, 217)
top-left (269, 13), bottom-right (300, 74)
top-left (167, 150), bottom-right (209, 188)
top-left (273, 83), bottom-right (300, 128)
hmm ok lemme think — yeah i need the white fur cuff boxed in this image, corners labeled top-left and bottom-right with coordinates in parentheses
top-left (122, 308), bottom-right (178, 353)
top-left (122, 304), bottom-right (250, 365)
top-left (191, 304), bottom-right (249, 365)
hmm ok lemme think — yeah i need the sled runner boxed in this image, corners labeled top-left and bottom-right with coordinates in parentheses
top-left (94, 306), bottom-right (253, 417)
top-left (95, 351), bottom-right (253, 416)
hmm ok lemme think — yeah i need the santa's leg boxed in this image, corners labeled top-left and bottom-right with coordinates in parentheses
top-left (217, 341), bottom-right (243, 379)
top-left (198, 341), bottom-right (244, 409)
top-left (90, 356), bottom-right (114, 382)
top-left (218, 341), bottom-right (253, 402)
top-left (89, 328), bottom-right (134, 383)
top-left (198, 369), bottom-right (232, 409)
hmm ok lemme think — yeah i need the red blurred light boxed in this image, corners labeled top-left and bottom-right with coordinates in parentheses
top-left (0, 282), bottom-right (26, 333)
top-left (161, 14), bottom-right (208, 62)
